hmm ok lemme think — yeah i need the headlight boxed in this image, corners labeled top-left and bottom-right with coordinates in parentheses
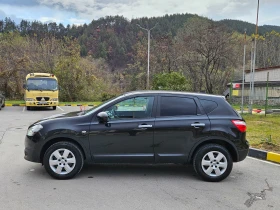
top-left (27, 124), bottom-right (43, 136)
top-left (50, 98), bottom-right (58, 101)
top-left (26, 98), bottom-right (35, 101)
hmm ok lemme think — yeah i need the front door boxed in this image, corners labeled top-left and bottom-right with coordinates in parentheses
top-left (89, 96), bottom-right (156, 163)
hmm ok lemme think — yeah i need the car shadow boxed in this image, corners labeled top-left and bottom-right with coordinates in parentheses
top-left (80, 163), bottom-right (198, 180)
top-left (27, 107), bottom-right (55, 111)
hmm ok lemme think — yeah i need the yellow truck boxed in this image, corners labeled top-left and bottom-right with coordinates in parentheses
top-left (24, 73), bottom-right (59, 110)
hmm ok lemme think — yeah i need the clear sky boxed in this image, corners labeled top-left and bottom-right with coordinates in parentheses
top-left (0, 0), bottom-right (279, 26)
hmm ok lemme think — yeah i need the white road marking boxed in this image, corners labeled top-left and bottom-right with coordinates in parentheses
top-left (22, 107), bottom-right (25, 112)
top-left (247, 156), bottom-right (280, 167)
top-left (57, 106), bottom-right (64, 111)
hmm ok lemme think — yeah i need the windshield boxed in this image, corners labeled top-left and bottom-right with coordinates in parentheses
top-left (27, 78), bottom-right (58, 91)
top-left (84, 95), bottom-right (123, 115)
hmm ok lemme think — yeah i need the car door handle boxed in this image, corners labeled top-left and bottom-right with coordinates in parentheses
top-left (138, 124), bottom-right (153, 128)
top-left (191, 123), bottom-right (205, 128)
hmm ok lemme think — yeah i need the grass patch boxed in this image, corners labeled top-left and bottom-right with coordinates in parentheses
top-left (5, 100), bottom-right (25, 104)
top-left (231, 104), bottom-right (280, 111)
top-left (242, 114), bottom-right (280, 153)
top-left (59, 101), bottom-right (102, 105)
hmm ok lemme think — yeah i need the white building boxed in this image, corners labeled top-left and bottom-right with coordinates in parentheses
top-left (245, 66), bottom-right (280, 82)
top-left (229, 66), bottom-right (280, 105)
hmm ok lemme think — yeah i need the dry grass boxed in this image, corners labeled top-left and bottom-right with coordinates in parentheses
top-left (242, 114), bottom-right (280, 153)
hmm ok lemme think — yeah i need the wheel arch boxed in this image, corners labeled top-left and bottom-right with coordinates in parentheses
top-left (188, 139), bottom-right (239, 163)
top-left (40, 137), bottom-right (87, 164)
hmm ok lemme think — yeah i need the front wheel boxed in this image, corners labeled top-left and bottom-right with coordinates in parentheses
top-left (193, 144), bottom-right (233, 182)
top-left (43, 142), bottom-right (84, 179)
top-left (26, 106), bottom-right (31, 110)
top-left (53, 106), bottom-right (57, 110)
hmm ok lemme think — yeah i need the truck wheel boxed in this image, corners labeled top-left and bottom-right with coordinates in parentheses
top-left (193, 144), bottom-right (233, 182)
top-left (26, 106), bottom-right (31, 110)
top-left (53, 106), bottom-right (57, 110)
top-left (43, 142), bottom-right (84, 179)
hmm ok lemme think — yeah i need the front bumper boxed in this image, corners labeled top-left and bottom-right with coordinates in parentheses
top-left (24, 135), bottom-right (42, 163)
top-left (25, 101), bottom-right (59, 107)
top-left (26, 101), bottom-right (58, 107)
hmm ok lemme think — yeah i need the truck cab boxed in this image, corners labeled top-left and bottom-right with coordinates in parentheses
top-left (24, 73), bottom-right (59, 110)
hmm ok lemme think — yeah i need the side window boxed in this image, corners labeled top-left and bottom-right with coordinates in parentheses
top-left (200, 99), bottom-right (218, 114)
top-left (160, 96), bottom-right (197, 116)
top-left (103, 96), bottom-right (154, 120)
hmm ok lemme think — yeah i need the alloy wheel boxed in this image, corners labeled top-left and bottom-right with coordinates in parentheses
top-left (49, 149), bottom-right (76, 175)
top-left (201, 151), bottom-right (228, 177)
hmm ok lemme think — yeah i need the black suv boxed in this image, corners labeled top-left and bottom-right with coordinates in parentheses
top-left (24, 91), bottom-right (249, 181)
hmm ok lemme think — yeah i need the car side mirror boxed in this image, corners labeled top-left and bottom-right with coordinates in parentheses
top-left (97, 112), bottom-right (109, 123)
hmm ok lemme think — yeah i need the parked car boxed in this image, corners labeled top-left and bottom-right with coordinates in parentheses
top-left (24, 91), bottom-right (249, 181)
top-left (0, 92), bottom-right (5, 110)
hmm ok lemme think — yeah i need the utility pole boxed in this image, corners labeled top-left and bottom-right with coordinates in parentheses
top-left (265, 72), bottom-right (269, 117)
top-left (250, 0), bottom-right (260, 114)
top-left (249, 42), bottom-right (254, 114)
top-left (241, 29), bottom-right (247, 114)
top-left (137, 23), bottom-right (157, 90)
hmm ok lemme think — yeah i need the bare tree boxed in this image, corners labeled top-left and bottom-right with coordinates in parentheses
top-left (176, 17), bottom-right (239, 94)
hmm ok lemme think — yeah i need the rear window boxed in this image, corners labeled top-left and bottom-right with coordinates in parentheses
top-left (160, 96), bottom-right (197, 116)
top-left (224, 99), bottom-right (241, 117)
top-left (200, 99), bottom-right (218, 114)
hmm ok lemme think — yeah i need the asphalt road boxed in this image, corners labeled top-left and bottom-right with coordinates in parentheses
top-left (0, 106), bottom-right (280, 210)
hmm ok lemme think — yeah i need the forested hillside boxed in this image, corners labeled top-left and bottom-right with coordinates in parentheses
top-left (1, 13), bottom-right (280, 101)
top-left (218, 19), bottom-right (280, 35)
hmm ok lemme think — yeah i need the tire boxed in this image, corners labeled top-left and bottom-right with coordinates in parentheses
top-left (1, 100), bottom-right (5, 108)
top-left (43, 142), bottom-right (84, 180)
top-left (193, 144), bottom-right (233, 182)
top-left (53, 106), bottom-right (57, 110)
top-left (26, 106), bottom-right (31, 110)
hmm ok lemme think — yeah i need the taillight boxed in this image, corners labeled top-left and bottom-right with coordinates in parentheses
top-left (231, 120), bottom-right (246, 132)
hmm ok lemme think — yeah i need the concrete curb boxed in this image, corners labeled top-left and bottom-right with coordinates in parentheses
top-left (5, 104), bottom-right (25, 107)
top-left (59, 104), bottom-right (95, 107)
top-left (249, 148), bottom-right (280, 164)
top-left (5, 104), bottom-right (96, 107)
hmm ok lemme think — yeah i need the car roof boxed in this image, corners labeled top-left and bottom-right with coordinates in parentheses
top-left (123, 90), bottom-right (224, 99)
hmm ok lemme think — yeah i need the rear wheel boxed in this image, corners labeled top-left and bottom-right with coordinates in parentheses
top-left (26, 106), bottom-right (31, 110)
top-left (193, 144), bottom-right (233, 182)
top-left (53, 106), bottom-right (57, 110)
top-left (1, 100), bottom-right (5, 108)
top-left (43, 142), bottom-right (84, 179)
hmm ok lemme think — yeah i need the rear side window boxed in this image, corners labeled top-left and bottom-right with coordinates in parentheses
top-left (200, 99), bottom-right (218, 114)
top-left (160, 96), bottom-right (197, 116)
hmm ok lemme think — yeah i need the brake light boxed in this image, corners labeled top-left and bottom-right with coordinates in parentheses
top-left (231, 120), bottom-right (246, 132)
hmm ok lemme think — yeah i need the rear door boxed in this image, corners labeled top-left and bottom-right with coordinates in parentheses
top-left (153, 95), bottom-right (211, 163)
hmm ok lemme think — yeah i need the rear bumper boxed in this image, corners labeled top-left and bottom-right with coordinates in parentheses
top-left (237, 148), bottom-right (249, 161)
